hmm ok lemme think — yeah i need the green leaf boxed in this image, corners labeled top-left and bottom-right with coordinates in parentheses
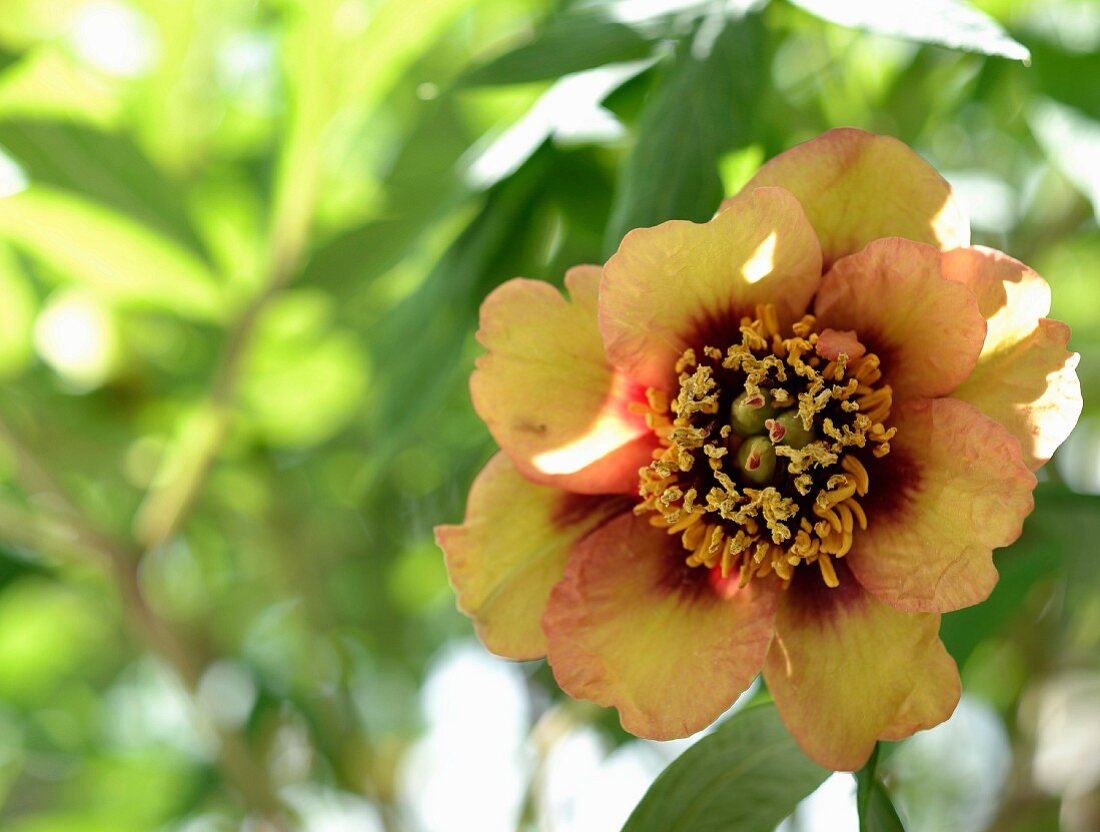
top-left (620, 702), bottom-right (830, 832)
top-left (939, 503), bottom-right (1065, 668)
top-left (0, 187), bottom-right (223, 321)
top-left (603, 12), bottom-right (763, 256)
top-left (0, 45), bottom-right (19, 75)
top-left (786, 0), bottom-right (1030, 62)
top-left (0, 119), bottom-right (208, 256)
top-left (462, 12), bottom-right (655, 86)
top-left (859, 779), bottom-right (907, 831)
top-left (856, 744), bottom-right (906, 831)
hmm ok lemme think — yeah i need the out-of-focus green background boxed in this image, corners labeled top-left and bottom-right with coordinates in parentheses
top-left (0, 0), bottom-right (1096, 829)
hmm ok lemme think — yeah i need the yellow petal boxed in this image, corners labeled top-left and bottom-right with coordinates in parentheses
top-left (472, 266), bottom-right (655, 494)
top-left (814, 237), bottom-right (987, 401)
top-left (436, 453), bottom-right (631, 660)
top-left (601, 187), bottom-right (822, 390)
top-left (850, 397), bottom-right (1036, 613)
top-left (764, 566), bottom-right (960, 771)
top-left (723, 128), bottom-right (969, 268)
top-left (544, 512), bottom-right (779, 738)
top-left (943, 246), bottom-right (1082, 469)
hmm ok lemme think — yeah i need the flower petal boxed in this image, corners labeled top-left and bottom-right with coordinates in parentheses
top-left (544, 512), bottom-right (779, 739)
top-left (722, 128), bottom-right (969, 268)
top-left (814, 237), bottom-right (987, 401)
top-left (471, 266), bottom-right (656, 494)
top-left (942, 246), bottom-right (1083, 469)
top-left (436, 453), bottom-right (631, 660)
top-left (600, 187), bottom-right (822, 390)
top-left (849, 397), bottom-right (1036, 614)
top-left (764, 565), bottom-right (960, 771)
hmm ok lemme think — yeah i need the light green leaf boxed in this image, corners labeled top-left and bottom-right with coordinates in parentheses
top-left (1030, 98), bottom-right (1100, 222)
top-left (241, 290), bottom-right (370, 447)
top-left (0, 187), bottom-right (223, 320)
top-left (0, 119), bottom-right (208, 255)
top-left (603, 12), bottom-right (763, 255)
top-left (462, 12), bottom-right (655, 86)
top-left (620, 702), bottom-right (830, 832)
top-left (787, 0), bottom-right (1030, 62)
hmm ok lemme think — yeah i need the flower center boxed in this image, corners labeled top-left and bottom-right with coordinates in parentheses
top-left (634, 304), bottom-right (897, 588)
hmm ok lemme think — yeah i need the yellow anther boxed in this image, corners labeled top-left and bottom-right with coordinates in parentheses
top-left (635, 307), bottom-right (894, 590)
top-left (841, 456), bottom-right (870, 496)
top-left (818, 553), bottom-right (839, 587)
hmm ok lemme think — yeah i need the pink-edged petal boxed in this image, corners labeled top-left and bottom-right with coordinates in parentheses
top-left (764, 564), bottom-right (960, 771)
top-left (814, 237), bottom-right (987, 401)
top-left (471, 266), bottom-right (657, 495)
top-left (722, 128), bottom-right (969, 268)
top-left (600, 187), bottom-right (822, 390)
top-left (850, 397), bottom-right (1036, 614)
top-left (943, 246), bottom-right (1083, 469)
top-left (436, 453), bottom-right (631, 660)
top-left (544, 512), bottom-right (779, 739)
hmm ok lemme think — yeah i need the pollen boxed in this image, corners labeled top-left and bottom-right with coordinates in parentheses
top-left (636, 304), bottom-right (895, 589)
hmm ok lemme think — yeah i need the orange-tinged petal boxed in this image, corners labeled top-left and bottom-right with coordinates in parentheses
top-left (722, 128), bottom-right (969, 268)
top-left (764, 565), bottom-right (960, 771)
top-left (436, 453), bottom-right (631, 660)
top-left (600, 187), bottom-right (822, 390)
top-left (471, 266), bottom-right (656, 494)
top-left (814, 238), bottom-right (986, 401)
top-left (544, 512), bottom-right (779, 739)
top-left (849, 397), bottom-right (1036, 614)
top-left (942, 246), bottom-right (1083, 469)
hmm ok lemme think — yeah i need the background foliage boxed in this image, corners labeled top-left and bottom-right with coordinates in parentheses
top-left (0, 0), bottom-right (1096, 829)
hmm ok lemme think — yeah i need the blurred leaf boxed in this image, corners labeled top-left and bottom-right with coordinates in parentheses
top-left (620, 702), bottom-right (830, 832)
top-left (0, 47), bottom-right (119, 124)
top-left (857, 745), bottom-right (906, 831)
top-left (300, 96), bottom-right (470, 298)
top-left (786, 0), bottom-right (1030, 61)
top-left (603, 12), bottom-right (763, 255)
top-left (940, 489), bottom-right (1069, 667)
top-left (0, 46), bottom-right (19, 75)
top-left (0, 241), bottom-right (36, 378)
top-left (462, 12), bottom-right (655, 86)
top-left (0, 119), bottom-right (208, 256)
top-left (0, 0), bottom-right (82, 49)
top-left (1028, 41), bottom-right (1100, 117)
top-left (0, 579), bottom-right (109, 704)
top-left (241, 290), bottom-right (369, 447)
top-left (366, 152), bottom-right (549, 451)
top-left (0, 187), bottom-right (223, 320)
top-left (1029, 98), bottom-right (1100, 221)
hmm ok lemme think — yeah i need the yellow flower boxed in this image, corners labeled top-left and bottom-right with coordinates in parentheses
top-left (436, 129), bottom-right (1082, 770)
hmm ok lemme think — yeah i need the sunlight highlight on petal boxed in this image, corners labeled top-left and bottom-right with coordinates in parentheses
top-left (742, 231), bottom-right (777, 284)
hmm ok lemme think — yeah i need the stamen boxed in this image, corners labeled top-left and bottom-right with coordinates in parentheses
top-left (634, 304), bottom-right (895, 589)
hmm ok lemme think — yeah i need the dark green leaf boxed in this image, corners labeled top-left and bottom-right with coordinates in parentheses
top-left (1028, 41), bottom-right (1100, 118)
top-left (620, 702), bottom-right (830, 832)
top-left (0, 45), bottom-right (19, 74)
top-left (462, 12), bottom-right (655, 86)
top-left (786, 0), bottom-right (1029, 62)
top-left (603, 12), bottom-right (763, 256)
top-left (0, 119), bottom-right (208, 258)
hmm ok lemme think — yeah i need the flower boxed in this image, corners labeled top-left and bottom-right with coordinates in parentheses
top-left (435, 128), bottom-right (1082, 770)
